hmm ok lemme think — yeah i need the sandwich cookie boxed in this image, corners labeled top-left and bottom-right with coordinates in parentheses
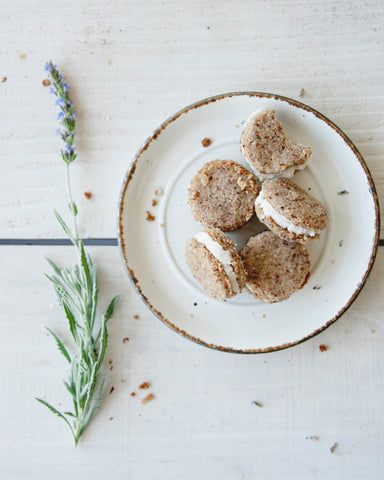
top-left (188, 160), bottom-right (259, 231)
top-left (185, 227), bottom-right (246, 301)
top-left (240, 109), bottom-right (312, 180)
top-left (255, 178), bottom-right (329, 244)
top-left (241, 231), bottom-right (310, 303)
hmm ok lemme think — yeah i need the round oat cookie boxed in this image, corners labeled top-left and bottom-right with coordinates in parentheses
top-left (188, 160), bottom-right (259, 231)
top-left (255, 178), bottom-right (329, 244)
top-left (185, 227), bottom-right (246, 301)
top-left (240, 109), bottom-right (312, 180)
top-left (240, 231), bottom-right (310, 303)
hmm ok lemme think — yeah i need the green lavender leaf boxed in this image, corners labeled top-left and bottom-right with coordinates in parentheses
top-left (62, 300), bottom-right (78, 343)
top-left (104, 294), bottom-right (121, 323)
top-left (45, 258), bottom-right (62, 276)
top-left (54, 209), bottom-right (74, 242)
top-left (35, 398), bottom-right (75, 437)
top-left (45, 327), bottom-right (71, 363)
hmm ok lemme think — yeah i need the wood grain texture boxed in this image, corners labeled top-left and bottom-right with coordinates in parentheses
top-left (0, 0), bottom-right (383, 238)
top-left (0, 245), bottom-right (383, 479)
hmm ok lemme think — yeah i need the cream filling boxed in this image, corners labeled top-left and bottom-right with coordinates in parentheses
top-left (240, 109), bottom-right (310, 180)
top-left (245, 161), bottom-right (309, 181)
top-left (255, 192), bottom-right (318, 237)
top-left (194, 232), bottom-right (240, 293)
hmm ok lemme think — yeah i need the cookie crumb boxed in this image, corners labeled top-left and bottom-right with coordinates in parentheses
top-left (201, 137), bottom-right (212, 147)
top-left (155, 187), bottom-right (163, 196)
top-left (200, 172), bottom-right (211, 186)
top-left (134, 315), bottom-right (139, 319)
top-left (109, 386), bottom-right (115, 395)
top-left (130, 392), bottom-right (136, 397)
top-left (122, 337), bottom-right (129, 344)
top-left (109, 365), bottom-right (113, 371)
top-left (237, 177), bottom-right (249, 190)
top-left (319, 344), bottom-right (328, 352)
top-left (142, 393), bottom-right (155, 404)
top-left (108, 359), bottom-right (113, 365)
top-left (330, 442), bottom-right (338, 453)
top-left (2, 77), bottom-right (7, 83)
top-left (146, 211), bottom-right (155, 221)
top-left (19, 53), bottom-right (26, 59)
top-left (139, 382), bottom-right (150, 390)
top-left (84, 192), bottom-right (92, 199)
top-left (372, 329), bottom-right (375, 334)
top-left (42, 79), bottom-right (51, 87)
top-left (152, 199), bottom-right (157, 207)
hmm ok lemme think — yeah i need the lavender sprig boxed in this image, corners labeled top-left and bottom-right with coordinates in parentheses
top-left (36, 61), bottom-right (119, 445)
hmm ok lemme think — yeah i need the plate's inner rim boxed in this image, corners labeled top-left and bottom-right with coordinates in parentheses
top-left (117, 91), bottom-right (380, 354)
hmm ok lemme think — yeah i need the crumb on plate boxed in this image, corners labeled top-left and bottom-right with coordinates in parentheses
top-left (142, 393), bottom-right (155, 404)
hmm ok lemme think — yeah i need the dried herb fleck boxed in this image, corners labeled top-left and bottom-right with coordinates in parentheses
top-left (337, 190), bottom-right (349, 195)
top-left (330, 442), bottom-right (338, 453)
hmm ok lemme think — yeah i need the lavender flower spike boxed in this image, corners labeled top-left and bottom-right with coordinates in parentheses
top-left (45, 61), bottom-right (77, 165)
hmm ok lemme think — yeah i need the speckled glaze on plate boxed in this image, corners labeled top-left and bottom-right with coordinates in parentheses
top-left (118, 92), bottom-right (379, 353)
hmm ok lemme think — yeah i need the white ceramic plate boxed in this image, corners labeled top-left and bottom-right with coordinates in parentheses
top-left (118, 92), bottom-right (379, 353)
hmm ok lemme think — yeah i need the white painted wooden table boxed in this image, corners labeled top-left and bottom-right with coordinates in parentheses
top-left (1, 1), bottom-right (383, 478)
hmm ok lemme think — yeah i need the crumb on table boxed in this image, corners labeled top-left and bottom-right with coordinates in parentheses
top-left (134, 314), bottom-right (139, 319)
top-left (141, 393), bottom-right (155, 404)
top-left (130, 392), bottom-right (136, 397)
top-left (122, 337), bottom-right (129, 344)
top-left (330, 442), bottom-right (338, 453)
top-left (155, 187), bottom-right (163, 196)
top-left (201, 137), bottom-right (212, 147)
top-left (84, 192), bottom-right (92, 199)
top-left (152, 199), bottom-right (158, 207)
top-left (139, 382), bottom-right (150, 390)
top-left (1, 77), bottom-right (7, 83)
top-left (319, 344), bottom-right (328, 352)
top-left (109, 386), bottom-right (115, 395)
top-left (42, 79), bottom-right (51, 87)
top-left (146, 211), bottom-right (155, 221)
